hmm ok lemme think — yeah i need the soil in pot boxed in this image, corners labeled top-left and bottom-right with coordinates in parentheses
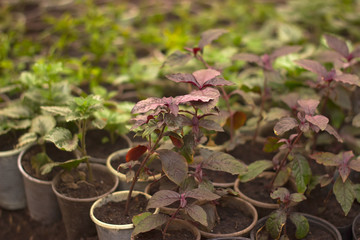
top-left (255, 218), bottom-right (337, 240)
top-left (21, 143), bottom-right (75, 181)
top-left (134, 228), bottom-right (195, 240)
top-left (93, 194), bottom-right (149, 225)
top-left (227, 142), bottom-right (274, 165)
top-left (86, 129), bottom-right (130, 159)
top-left (296, 185), bottom-right (360, 232)
top-left (54, 166), bottom-right (115, 198)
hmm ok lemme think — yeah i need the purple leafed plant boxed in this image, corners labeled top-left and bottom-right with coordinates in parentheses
top-left (233, 46), bottom-right (302, 143)
top-left (309, 150), bottom-right (360, 215)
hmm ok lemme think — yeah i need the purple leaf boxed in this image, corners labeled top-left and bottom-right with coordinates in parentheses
top-left (324, 34), bottom-right (349, 58)
top-left (163, 50), bottom-right (192, 67)
top-left (295, 59), bottom-right (327, 77)
top-left (305, 115), bottom-right (329, 131)
top-left (157, 149), bottom-right (188, 185)
top-left (192, 69), bottom-right (221, 89)
top-left (281, 93), bottom-right (300, 110)
top-left (147, 190), bottom-right (180, 209)
top-left (166, 73), bottom-right (199, 88)
top-left (274, 117), bottom-right (299, 135)
top-left (131, 97), bottom-right (165, 114)
top-left (352, 48), bottom-right (360, 58)
top-left (185, 188), bottom-right (220, 201)
top-left (232, 53), bottom-right (261, 64)
top-left (201, 150), bottom-right (247, 175)
top-left (349, 157), bottom-right (360, 172)
top-left (198, 29), bottom-right (228, 49)
top-left (334, 74), bottom-right (360, 87)
top-left (185, 205), bottom-right (208, 227)
top-left (338, 151), bottom-right (354, 182)
top-left (324, 125), bottom-right (343, 142)
top-left (175, 90), bottom-right (215, 104)
top-left (198, 119), bottom-right (224, 132)
top-left (270, 46), bottom-right (302, 60)
top-left (297, 99), bottom-right (320, 115)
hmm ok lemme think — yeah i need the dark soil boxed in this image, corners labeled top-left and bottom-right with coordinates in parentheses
top-left (257, 220), bottom-right (337, 240)
top-left (135, 228), bottom-right (196, 240)
top-left (86, 129), bottom-right (129, 159)
top-left (206, 198), bottom-right (253, 235)
top-left (228, 142), bottom-right (275, 165)
top-left (93, 194), bottom-right (148, 225)
top-left (296, 185), bottom-right (360, 228)
top-left (0, 131), bottom-right (24, 152)
top-left (54, 165), bottom-right (115, 198)
top-left (237, 176), bottom-right (277, 205)
top-left (354, 216), bottom-right (360, 239)
top-left (21, 143), bottom-right (75, 181)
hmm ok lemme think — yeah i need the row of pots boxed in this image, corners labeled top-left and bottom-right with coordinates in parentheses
top-left (0, 145), bottom-right (359, 239)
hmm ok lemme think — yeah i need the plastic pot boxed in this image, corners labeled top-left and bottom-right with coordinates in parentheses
top-left (352, 213), bottom-right (360, 240)
top-left (198, 196), bottom-right (258, 239)
top-left (52, 163), bottom-right (119, 240)
top-left (106, 148), bottom-right (161, 191)
top-left (131, 219), bottom-right (201, 240)
top-left (17, 147), bottom-right (61, 224)
top-left (0, 145), bottom-right (27, 210)
top-left (90, 190), bottom-right (159, 240)
top-left (250, 213), bottom-right (342, 240)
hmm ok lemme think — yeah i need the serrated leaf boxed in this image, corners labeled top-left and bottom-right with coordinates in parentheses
top-left (185, 188), bottom-right (220, 201)
top-left (334, 74), bottom-right (360, 87)
top-left (44, 127), bottom-right (78, 151)
top-left (305, 115), bottom-right (329, 131)
top-left (324, 34), bottom-right (349, 58)
top-left (270, 46), bottom-right (302, 59)
top-left (297, 99), bottom-right (320, 116)
top-left (198, 29), bottom-right (228, 49)
top-left (147, 190), bottom-right (180, 209)
top-left (201, 150), bottom-right (247, 175)
top-left (199, 119), bottom-right (224, 132)
top-left (289, 212), bottom-right (309, 239)
top-left (132, 214), bottom-right (169, 236)
top-left (333, 177), bottom-right (355, 215)
top-left (185, 205), bottom-right (208, 226)
top-left (157, 149), bottom-right (188, 185)
top-left (0, 104), bottom-right (32, 119)
top-left (274, 117), bottom-right (298, 135)
top-left (17, 132), bottom-right (37, 148)
top-left (30, 115), bottom-right (56, 136)
top-left (239, 160), bottom-right (273, 182)
top-left (295, 59), bottom-right (327, 77)
top-left (126, 145), bottom-right (147, 162)
top-left (324, 125), bottom-right (343, 142)
top-left (291, 154), bottom-right (312, 193)
top-left (40, 157), bottom-right (87, 175)
top-left (266, 210), bottom-right (286, 239)
top-left (310, 152), bottom-right (339, 166)
top-left (132, 212), bottom-right (152, 226)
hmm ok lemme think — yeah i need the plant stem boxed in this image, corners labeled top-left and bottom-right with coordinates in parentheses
top-left (79, 119), bottom-right (93, 182)
top-left (252, 71), bottom-right (268, 144)
top-left (124, 124), bottom-right (166, 216)
top-left (162, 205), bottom-right (181, 240)
top-left (269, 131), bottom-right (303, 188)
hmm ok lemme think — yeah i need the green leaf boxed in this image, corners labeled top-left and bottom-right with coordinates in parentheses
top-left (274, 117), bottom-right (298, 135)
top-left (333, 177), bottom-right (355, 216)
top-left (147, 190), bottom-right (180, 209)
top-left (310, 152), bottom-right (339, 166)
top-left (0, 104), bottom-right (32, 118)
top-left (17, 132), bottom-right (37, 148)
top-left (132, 214), bottom-right (169, 236)
top-left (40, 157), bottom-right (87, 175)
top-left (352, 113), bottom-right (360, 127)
top-left (274, 168), bottom-right (290, 187)
top-left (239, 160), bottom-right (273, 182)
top-left (270, 187), bottom-right (290, 202)
top-left (266, 210), bottom-right (286, 239)
top-left (30, 115), bottom-right (56, 136)
top-left (289, 193), bottom-right (306, 203)
top-left (263, 137), bottom-right (284, 153)
top-left (200, 149), bottom-right (247, 175)
top-left (92, 117), bottom-right (106, 129)
top-left (157, 149), bottom-right (188, 185)
top-left (185, 205), bottom-right (208, 226)
top-left (44, 127), bottom-right (78, 151)
top-left (290, 154), bottom-right (311, 193)
top-left (132, 212), bottom-right (152, 226)
top-left (289, 213), bottom-right (309, 239)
